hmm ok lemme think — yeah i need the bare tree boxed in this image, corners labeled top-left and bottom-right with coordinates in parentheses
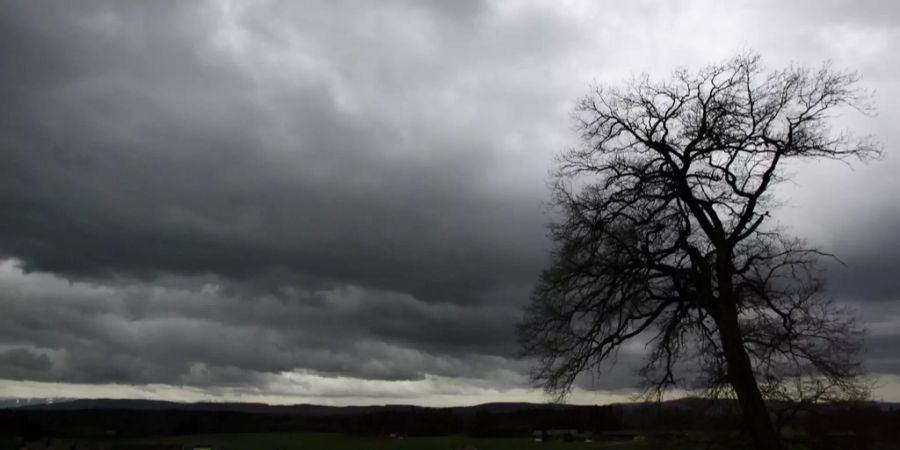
top-left (518, 53), bottom-right (879, 450)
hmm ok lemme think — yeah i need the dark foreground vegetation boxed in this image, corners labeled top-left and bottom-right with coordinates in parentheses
top-left (0, 398), bottom-right (897, 449)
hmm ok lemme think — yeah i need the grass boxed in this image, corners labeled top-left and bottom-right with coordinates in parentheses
top-left (3, 432), bottom-right (806, 450)
top-left (107, 433), bottom-right (620, 450)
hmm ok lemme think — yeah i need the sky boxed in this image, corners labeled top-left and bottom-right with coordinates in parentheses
top-left (1, 0), bottom-right (899, 406)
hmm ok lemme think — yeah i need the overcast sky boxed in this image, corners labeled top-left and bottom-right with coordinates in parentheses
top-left (1, 0), bottom-right (899, 406)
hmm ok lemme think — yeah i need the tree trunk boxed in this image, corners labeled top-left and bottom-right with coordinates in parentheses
top-left (716, 301), bottom-right (783, 450)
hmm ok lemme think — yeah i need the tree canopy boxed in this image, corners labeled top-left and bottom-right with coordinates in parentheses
top-left (518, 53), bottom-right (880, 449)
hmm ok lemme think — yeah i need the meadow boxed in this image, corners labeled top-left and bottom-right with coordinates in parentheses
top-left (1, 432), bottom-right (762, 450)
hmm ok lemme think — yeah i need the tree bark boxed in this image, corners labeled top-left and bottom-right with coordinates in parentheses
top-left (716, 301), bottom-right (783, 450)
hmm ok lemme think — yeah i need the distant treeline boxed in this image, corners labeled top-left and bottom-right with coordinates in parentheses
top-left (0, 399), bottom-right (897, 444)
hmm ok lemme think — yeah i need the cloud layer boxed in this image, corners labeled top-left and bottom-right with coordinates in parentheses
top-left (1, 0), bottom-right (899, 403)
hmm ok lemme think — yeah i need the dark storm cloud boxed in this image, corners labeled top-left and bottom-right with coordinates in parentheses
top-left (0, 0), bottom-right (557, 305)
top-left (866, 334), bottom-right (900, 375)
top-left (0, 0), bottom-right (584, 393)
top-left (853, 300), bottom-right (900, 378)
top-left (825, 215), bottom-right (900, 303)
top-left (0, 264), bottom-right (529, 386)
top-left (0, 348), bottom-right (53, 381)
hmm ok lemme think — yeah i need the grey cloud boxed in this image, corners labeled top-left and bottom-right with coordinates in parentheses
top-left (816, 192), bottom-right (900, 303)
top-left (0, 1), bottom-right (556, 305)
top-left (827, 252), bottom-right (900, 304)
top-left (0, 348), bottom-right (54, 380)
top-left (865, 334), bottom-right (900, 375)
top-left (0, 265), bottom-right (527, 387)
top-left (764, 0), bottom-right (900, 28)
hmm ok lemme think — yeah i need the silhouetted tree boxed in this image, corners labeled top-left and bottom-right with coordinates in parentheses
top-left (518, 53), bottom-right (879, 450)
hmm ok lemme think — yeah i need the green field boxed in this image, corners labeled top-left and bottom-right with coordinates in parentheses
top-left (2, 432), bottom-right (761, 450)
top-left (129, 433), bottom-right (633, 449)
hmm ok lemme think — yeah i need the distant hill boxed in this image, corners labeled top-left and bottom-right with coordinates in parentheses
top-left (10, 398), bottom-right (428, 416)
top-left (6, 396), bottom-right (898, 415)
top-left (6, 398), bottom-right (576, 415)
top-left (1, 396), bottom-right (897, 443)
